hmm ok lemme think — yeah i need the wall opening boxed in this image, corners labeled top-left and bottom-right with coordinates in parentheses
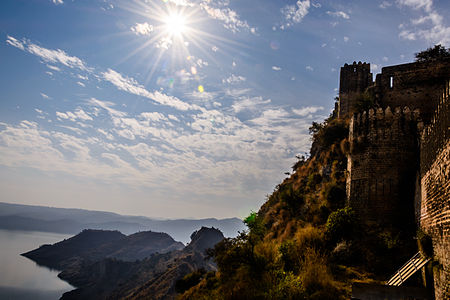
top-left (390, 76), bottom-right (394, 88)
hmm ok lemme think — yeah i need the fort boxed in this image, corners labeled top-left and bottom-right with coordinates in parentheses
top-left (339, 58), bottom-right (449, 300)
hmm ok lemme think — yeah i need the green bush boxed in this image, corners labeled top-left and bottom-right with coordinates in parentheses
top-left (325, 207), bottom-right (358, 244)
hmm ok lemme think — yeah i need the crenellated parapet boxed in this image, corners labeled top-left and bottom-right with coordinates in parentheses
top-left (349, 106), bottom-right (421, 152)
top-left (338, 61), bottom-right (373, 118)
top-left (347, 106), bottom-right (421, 225)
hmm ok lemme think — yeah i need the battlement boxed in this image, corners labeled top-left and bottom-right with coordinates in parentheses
top-left (338, 61), bottom-right (373, 118)
top-left (349, 107), bottom-right (421, 150)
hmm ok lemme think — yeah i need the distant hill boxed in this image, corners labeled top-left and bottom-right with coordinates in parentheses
top-left (0, 202), bottom-right (245, 243)
top-left (22, 227), bottom-right (225, 300)
top-left (22, 229), bottom-right (184, 269)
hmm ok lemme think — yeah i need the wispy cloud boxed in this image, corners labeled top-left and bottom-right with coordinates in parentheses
top-left (281, 0), bottom-right (311, 28)
top-left (223, 74), bottom-right (246, 84)
top-left (272, 66), bottom-right (282, 71)
top-left (397, 0), bottom-right (450, 44)
top-left (199, 3), bottom-right (256, 33)
top-left (131, 22), bottom-right (154, 35)
top-left (6, 35), bottom-right (90, 72)
top-left (40, 93), bottom-right (50, 99)
top-left (292, 106), bottom-right (324, 116)
top-left (102, 69), bottom-right (197, 111)
top-left (379, 1), bottom-right (393, 9)
top-left (56, 108), bottom-right (93, 122)
top-left (326, 11), bottom-right (350, 19)
top-left (52, 0), bottom-right (63, 5)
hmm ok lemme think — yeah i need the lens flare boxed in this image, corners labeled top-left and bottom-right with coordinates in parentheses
top-left (197, 85), bottom-right (204, 93)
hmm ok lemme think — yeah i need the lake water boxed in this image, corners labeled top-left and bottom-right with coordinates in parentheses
top-left (0, 229), bottom-right (74, 300)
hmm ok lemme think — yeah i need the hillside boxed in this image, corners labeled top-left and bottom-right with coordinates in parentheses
top-left (177, 115), bottom-right (419, 299)
top-left (22, 229), bottom-right (184, 269)
top-left (22, 227), bottom-right (224, 300)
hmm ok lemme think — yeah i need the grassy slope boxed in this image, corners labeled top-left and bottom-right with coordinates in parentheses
top-left (177, 116), bottom-right (417, 299)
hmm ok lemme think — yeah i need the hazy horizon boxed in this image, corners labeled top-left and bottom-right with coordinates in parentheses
top-left (1, 0), bottom-right (449, 219)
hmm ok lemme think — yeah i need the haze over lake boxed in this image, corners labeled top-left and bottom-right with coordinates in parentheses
top-left (0, 229), bottom-right (73, 300)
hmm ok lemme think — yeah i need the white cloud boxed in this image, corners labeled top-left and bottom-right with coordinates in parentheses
top-left (292, 106), bottom-right (324, 116)
top-left (232, 96), bottom-right (271, 113)
top-left (326, 11), bottom-right (350, 19)
top-left (77, 81), bottom-right (86, 87)
top-left (47, 65), bottom-right (61, 72)
top-left (88, 98), bottom-right (127, 118)
top-left (223, 74), bottom-right (246, 84)
top-left (397, 0), bottom-right (450, 45)
top-left (200, 3), bottom-right (252, 33)
top-left (52, 0), bottom-right (64, 4)
top-left (27, 44), bottom-right (89, 71)
top-left (6, 36), bottom-right (24, 50)
top-left (272, 66), bottom-right (282, 71)
top-left (56, 108), bottom-right (93, 122)
top-left (40, 93), bottom-right (50, 99)
top-left (343, 36), bottom-right (349, 42)
top-left (211, 46), bottom-right (219, 52)
top-left (131, 22), bottom-right (154, 35)
top-left (379, 1), bottom-right (392, 8)
top-left (102, 69), bottom-right (196, 111)
top-left (6, 36), bottom-right (90, 72)
top-left (397, 0), bottom-right (432, 12)
top-left (372, 64), bottom-right (380, 72)
top-left (281, 0), bottom-right (311, 27)
top-left (305, 65), bottom-right (314, 71)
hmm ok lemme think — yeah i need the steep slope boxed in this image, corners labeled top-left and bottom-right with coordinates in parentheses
top-left (178, 116), bottom-right (418, 299)
top-left (58, 227), bottom-right (224, 300)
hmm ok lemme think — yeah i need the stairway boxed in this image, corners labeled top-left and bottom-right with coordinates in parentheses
top-left (386, 252), bottom-right (430, 286)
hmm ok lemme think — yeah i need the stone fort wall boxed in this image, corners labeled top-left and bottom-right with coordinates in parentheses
top-left (418, 80), bottom-right (450, 300)
top-left (341, 59), bottom-right (449, 299)
top-left (346, 107), bottom-right (420, 225)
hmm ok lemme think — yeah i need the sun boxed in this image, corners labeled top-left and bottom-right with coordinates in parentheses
top-left (164, 12), bottom-right (187, 37)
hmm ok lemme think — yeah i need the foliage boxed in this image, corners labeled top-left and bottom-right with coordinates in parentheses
top-left (325, 207), bottom-right (358, 244)
top-left (353, 91), bottom-right (376, 113)
top-left (415, 44), bottom-right (450, 62)
top-left (175, 269), bottom-right (207, 294)
top-left (309, 118), bottom-right (348, 156)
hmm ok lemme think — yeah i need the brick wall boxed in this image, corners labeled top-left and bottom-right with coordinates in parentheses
top-left (419, 80), bottom-right (450, 300)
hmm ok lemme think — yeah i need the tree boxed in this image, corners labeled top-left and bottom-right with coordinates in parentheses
top-left (415, 44), bottom-right (450, 62)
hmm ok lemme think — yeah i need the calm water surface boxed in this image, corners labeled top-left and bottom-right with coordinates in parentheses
top-left (0, 229), bottom-right (74, 299)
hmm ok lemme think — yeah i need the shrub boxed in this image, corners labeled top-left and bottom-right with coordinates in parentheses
top-left (175, 268), bottom-right (207, 293)
top-left (324, 183), bottom-right (346, 210)
top-left (325, 207), bottom-right (358, 244)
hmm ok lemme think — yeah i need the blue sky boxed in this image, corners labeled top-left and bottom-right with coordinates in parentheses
top-left (0, 0), bottom-right (448, 219)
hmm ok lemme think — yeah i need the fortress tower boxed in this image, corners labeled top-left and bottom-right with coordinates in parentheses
top-left (338, 61), bottom-right (373, 118)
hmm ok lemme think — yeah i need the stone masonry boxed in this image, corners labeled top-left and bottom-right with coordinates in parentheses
top-left (340, 58), bottom-right (450, 300)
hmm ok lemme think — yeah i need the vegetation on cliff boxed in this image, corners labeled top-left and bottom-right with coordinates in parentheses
top-left (178, 112), bottom-right (417, 299)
